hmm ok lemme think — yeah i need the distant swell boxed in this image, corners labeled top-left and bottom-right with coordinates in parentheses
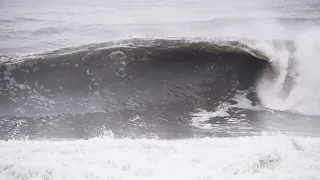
top-left (0, 38), bottom-right (284, 139)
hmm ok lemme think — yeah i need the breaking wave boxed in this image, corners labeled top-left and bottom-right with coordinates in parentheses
top-left (0, 37), bottom-right (320, 139)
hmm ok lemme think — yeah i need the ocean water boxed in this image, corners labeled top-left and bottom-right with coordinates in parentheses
top-left (1, 0), bottom-right (320, 179)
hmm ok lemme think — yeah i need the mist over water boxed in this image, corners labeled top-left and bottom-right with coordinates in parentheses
top-left (1, 0), bottom-right (320, 179)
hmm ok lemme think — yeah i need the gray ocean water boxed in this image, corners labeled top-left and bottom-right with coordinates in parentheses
top-left (1, 0), bottom-right (320, 54)
top-left (1, 0), bottom-right (320, 139)
top-left (1, 1), bottom-right (320, 180)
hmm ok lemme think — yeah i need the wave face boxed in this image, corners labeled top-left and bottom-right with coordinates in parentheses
top-left (1, 38), bottom-right (320, 139)
top-left (0, 39), bottom-right (277, 139)
top-left (0, 39), bottom-right (318, 138)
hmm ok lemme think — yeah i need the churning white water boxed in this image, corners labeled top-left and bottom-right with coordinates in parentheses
top-left (1, 134), bottom-right (320, 180)
top-left (252, 29), bottom-right (320, 116)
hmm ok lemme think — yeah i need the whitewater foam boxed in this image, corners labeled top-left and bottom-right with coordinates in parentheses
top-left (0, 134), bottom-right (319, 180)
top-left (254, 28), bottom-right (320, 116)
top-left (191, 108), bottom-right (230, 129)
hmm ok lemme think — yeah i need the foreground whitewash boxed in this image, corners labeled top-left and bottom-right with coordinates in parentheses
top-left (0, 134), bottom-right (319, 180)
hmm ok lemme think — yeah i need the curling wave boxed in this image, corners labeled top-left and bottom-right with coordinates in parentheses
top-left (0, 38), bottom-right (277, 113)
top-left (0, 37), bottom-right (316, 139)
